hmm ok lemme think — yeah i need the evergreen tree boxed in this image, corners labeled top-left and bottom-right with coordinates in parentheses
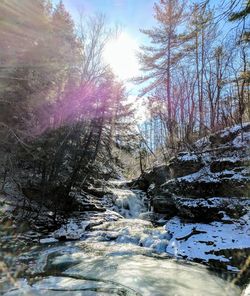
top-left (136, 0), bottom-right (186, 147)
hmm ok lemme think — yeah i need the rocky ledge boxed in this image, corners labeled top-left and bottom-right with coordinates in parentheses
top-left (137, 123), bottom-right (250, 277)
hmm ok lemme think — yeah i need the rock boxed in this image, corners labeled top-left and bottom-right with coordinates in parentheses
top-left (173, 197), bottom-right (250, 221)
top-left (139, 123), bottom-right (250, 219)
top-left (209, 122), bottom-right (250, 146)
top-left (83, 186), bottom-right (111, 198)
top-left (169, 152), bottom-right (204, 178)
top-left (134, 164), bottom-right (170, 191)
top-left (53, 220), bottom-right (90, 240)
top-left (162, 166), bottom-right (250, 198)
top-left (210, 157), bottom-right (250, 173)
top-left (162, 173), bottom-right (221, 198)
top-left (70, 191), bottom-right (106, 212)
top-left (139, 211), bottom-right (169, 225)
top-left (151, 164), bottom-right (170, 185)
top-left (152, 195), bottom-right (177, 215)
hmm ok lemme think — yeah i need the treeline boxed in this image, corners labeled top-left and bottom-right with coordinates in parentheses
top-left (0, 0), bottom-right (135, 212)
top-left (136, 0), bottom-right (249, 161)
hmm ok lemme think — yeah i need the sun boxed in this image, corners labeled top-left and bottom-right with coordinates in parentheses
top-left (104, 32), bottom-right (140, 81)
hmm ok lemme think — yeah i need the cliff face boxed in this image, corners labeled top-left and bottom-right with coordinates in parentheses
top-left (141, 123), bottom-right (250, 221)
top-left (136, 123), bottom-right (250, 275)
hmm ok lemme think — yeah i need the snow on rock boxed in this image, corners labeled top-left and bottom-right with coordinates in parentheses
top-left (168, 153), bottom-right (204, 179)
top-left (173, 196), bottom-right (250, 221)
top-left (242, 283), bottom-right (250, 296)
top-left (192, 122), bottom-right (250, 150)
top-left (179, 166), bottom-right (220, 183)
top-left (195, 136), bottom-right (210, 149)
top-left (44, 209), bottom-right (123, 242)
top-left (209, 122), bottom-right (250, 146)
top-left (176, 153), bottom-right (199, 162)
top-left (164, 214), bottom-right (250, 265)
top-left (233, 132), bottom-right (250, 148)
top-left (53, 220), bottom-right (90, 240)
top-left (39, 237), bottom-right (58, 244)
top-left (220, 122), bottom-right (250, 138)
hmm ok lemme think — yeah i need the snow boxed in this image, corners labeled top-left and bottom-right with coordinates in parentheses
top-left (177, 153), bottom-right (199, 162)
top-left (39, 237), bottom-right (58, 244)
top-left (54, 220), bottom-right (90, 240)
top-left (178, 166), bottom-right (220, 183)
top-left (242, 283), bottom-right (250, 296)
top-left (220, 122), bottom-right (250, 138)
top-left (148, 183), bottom-right (155, 190)
top-left (195, 136), bottom-right (209, 149)
top-left (164, 214), bottom-right (250, 264)
top-left (173, 196), bottom-right (250, 209)
top-left (216, 156), bottom-right (241, 163)
top-left (173, 161), bottom-right (249, 184)
top-left (232, 132), bottom-right (250, 148)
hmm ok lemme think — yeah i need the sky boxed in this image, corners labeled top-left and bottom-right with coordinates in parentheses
top-left (52, 0), bottom-right (157, 82)
top-left (51, 0), bottom-right (236, 122)
top-left (52, 0), bottom-right (159, 122)
top-left (54, 0), bottom-right (156, 39)
top-left (52, 0), bottom-right (230, 83)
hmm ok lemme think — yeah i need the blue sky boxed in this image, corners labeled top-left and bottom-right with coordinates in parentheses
top-left (51, 0), bottom-right (237, 121)
top-left (51, 1), bottom-right (236, 85)
top-left (53, 0), bottom-right (157, 43)
top-left (52, 0), bottom-right (160, 96)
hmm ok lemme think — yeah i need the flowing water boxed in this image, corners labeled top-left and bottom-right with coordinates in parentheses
top-left (0, 185), bottom-right (242, 296)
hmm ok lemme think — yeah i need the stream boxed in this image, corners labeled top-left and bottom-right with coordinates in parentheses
top-left (0, 183), bottom-right (242, 296)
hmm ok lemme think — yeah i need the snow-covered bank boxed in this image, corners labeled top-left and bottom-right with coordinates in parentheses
top-left (165, 214), bottom-right (250, 267)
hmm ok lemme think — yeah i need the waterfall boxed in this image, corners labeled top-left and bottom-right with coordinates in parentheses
top-left (109, 188), bottom-right (147, 218)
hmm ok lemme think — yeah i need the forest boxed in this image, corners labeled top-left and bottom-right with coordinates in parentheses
top-left (0, 0), bottom-right (249, 295)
